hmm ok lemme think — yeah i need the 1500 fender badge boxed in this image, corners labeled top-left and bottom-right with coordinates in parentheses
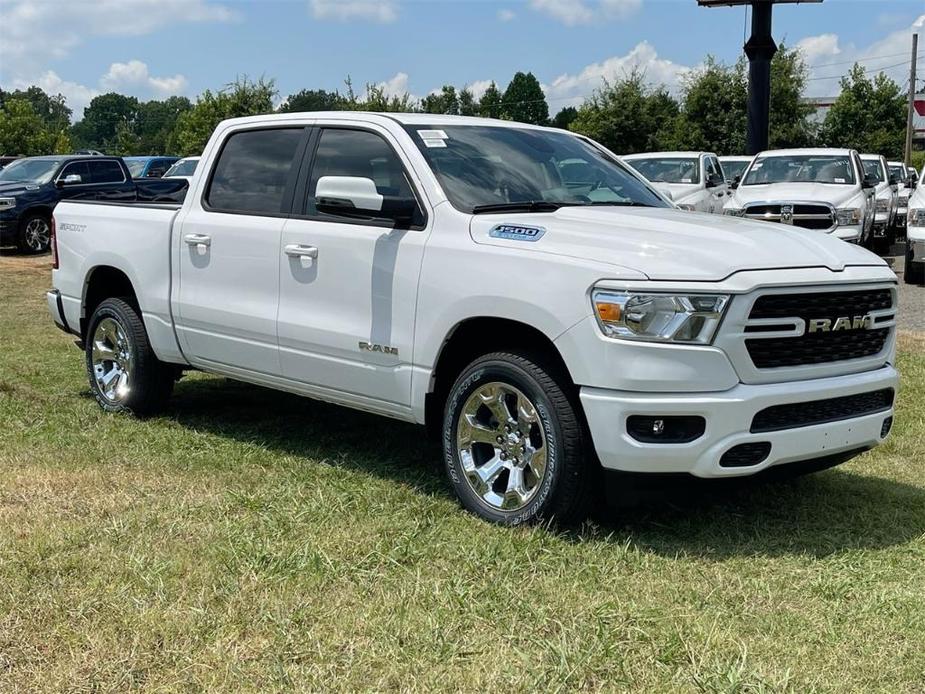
top-left (489, 224), bottom-right (546, 242)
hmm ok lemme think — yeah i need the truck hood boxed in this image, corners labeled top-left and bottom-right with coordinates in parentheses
top-left (0, 181), bottom-right (43, 196)
top-left (469, 206), bottom-right (885, 281)
top-left (730, 182), bottom-right (860, 208)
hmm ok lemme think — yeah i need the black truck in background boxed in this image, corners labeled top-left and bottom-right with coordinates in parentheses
top-left (0, 155), bottom-right (188, 253)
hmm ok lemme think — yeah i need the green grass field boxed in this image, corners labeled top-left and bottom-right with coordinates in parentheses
top-left (2, 254), bottom-right (924, 692)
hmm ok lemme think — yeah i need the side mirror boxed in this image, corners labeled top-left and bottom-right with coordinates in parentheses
top-left (730, 175), bottom-right (741, 190)
top-left (57, 173), bottom-right (82, 187)
top-left (861, 175), bottom-right (877, 190)
top-left (705, 173), bottom-right (723, 189)
top-left (315, 176), bottom-right (416, 223)
top-left (889, 174), bottom-right (899, 186)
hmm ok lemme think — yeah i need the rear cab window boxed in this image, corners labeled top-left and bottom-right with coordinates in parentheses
top-left (205, 128), bottom-right (305, 215)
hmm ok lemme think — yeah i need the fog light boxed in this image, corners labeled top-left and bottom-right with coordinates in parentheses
top-left (627, 415), bottom-right (706, 444)
top-left (881, 416), bottom-right (893, 438)
top-left (720, 442), bottom-right (772, 468)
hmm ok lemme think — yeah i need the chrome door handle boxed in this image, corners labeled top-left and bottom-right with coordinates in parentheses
top-left (184, 234), bottom-right (211, 247)
top-left (284, 244), bottom-right (318, 259)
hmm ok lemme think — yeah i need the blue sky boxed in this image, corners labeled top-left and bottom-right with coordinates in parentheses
top-left (1, 0), bottom-right (922, 119)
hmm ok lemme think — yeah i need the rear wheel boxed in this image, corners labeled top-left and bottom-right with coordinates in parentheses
top-left (905, 246), bottom-right (924, 285)
top-left (17, 212), bottom-right (51, 254)
top-left (85, 298), bottom-right (174, 415)
top-left (442, 351), bottom-right (594, 525)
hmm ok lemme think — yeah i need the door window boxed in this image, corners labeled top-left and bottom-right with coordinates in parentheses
top-left (306, 128), bottom-right (418, 221)
top-left (88, 160), bottom-right (126, 184)
top-left (58, 161), bottom-right (91, 184)
top-left (206, 128), bottom-right (304, 215)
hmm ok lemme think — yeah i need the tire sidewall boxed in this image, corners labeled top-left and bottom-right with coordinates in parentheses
top-left (85, 301), bottom-right (137, 413)
top-left (443, 357), bottom-right (563, 525)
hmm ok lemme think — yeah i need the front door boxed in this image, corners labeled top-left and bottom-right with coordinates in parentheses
top-left (174, 126), bottom-right (308, 376)
top-left (277, 125), bottom-right (430, 416)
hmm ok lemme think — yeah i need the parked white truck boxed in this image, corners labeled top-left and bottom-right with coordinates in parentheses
top-left (860, 154), bottom-right (899, 252)
top-left (906, 184), bottom-right (925, 285)
top-left (623, 151), bottom-right (730, 213)
top-left (723, 148), bottom-right (876, 245)
top-left (48, 114), bottom-right (899, 525)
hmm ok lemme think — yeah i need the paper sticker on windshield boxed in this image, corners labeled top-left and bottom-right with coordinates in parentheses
top-left (489, 224), bottom-right (546, 242)
top-left (422, 138), bottom-right (446, 148)
top-left (681, 178), bottom-right (692, 183)
top-left (418, 129), bottom-right (448, 140)
top-left (834, 177), bottom-right (846, 183)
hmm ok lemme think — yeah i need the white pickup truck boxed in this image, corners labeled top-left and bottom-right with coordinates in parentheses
top-left (723, 148), bottom-right (876, 246)
top-left (906, 184), bottom-right (925, 284)
top-left (622, 151), bottom-right (730, 213)
top-left (48, 113), bottom-right (899, 525)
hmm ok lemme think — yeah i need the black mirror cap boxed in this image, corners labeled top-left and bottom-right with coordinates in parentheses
top-left (705, 174), bottom-right (723, 188)
top-left (862, 175), bottom-right (877, 189)
top-left (316, 195), bottom-right (418, 224)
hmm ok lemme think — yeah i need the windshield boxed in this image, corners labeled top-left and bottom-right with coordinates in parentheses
top-left (404, 125), bottom-right (668, 213)
top-left (720, 159), bottom-right (750, 182)
top-left (889, 165), bottom-right (905, 181)
top-left (165, 158), bottom-right (198, 177)
top-left (0, 158), bottom-right (60, 184)
top-left (125, 159), bottom-right (148, 178)
top-left (862, 159), bottom-right (884, 183)
top-left (625, 157), bottom-right (700, 184)
top-left (743, 155), bottom-right (856, 185)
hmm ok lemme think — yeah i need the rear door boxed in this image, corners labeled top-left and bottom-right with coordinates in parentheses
top-left (174, 126), bottom-right (310, 376)
top-left (276, 124), bottom-right (430, 416)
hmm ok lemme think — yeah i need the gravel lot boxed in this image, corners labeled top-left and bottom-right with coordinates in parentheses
top-left (888, 253), bottom-right (925, 334)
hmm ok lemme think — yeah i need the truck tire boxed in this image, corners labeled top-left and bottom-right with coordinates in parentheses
top-left (17, 212), bottom-right (52, 254)
top-left (905, 247), bottom-right (924, 285)
top-left (85, 298), bottom-right (174, 415)
top-left (442, 351), bottom-right (594, 525)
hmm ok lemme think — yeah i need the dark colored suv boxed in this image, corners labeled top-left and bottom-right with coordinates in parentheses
top-left (0, 155), bottom-right (187, 253)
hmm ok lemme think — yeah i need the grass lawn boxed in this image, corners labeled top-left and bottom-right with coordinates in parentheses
top-left (1, 254), bottom-right (924, 692)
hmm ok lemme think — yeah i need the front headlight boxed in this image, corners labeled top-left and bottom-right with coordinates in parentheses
top-left (723, 208), bottom-right (746, 217)
top-left (910, 209), bottom-right (925, 227)
top-left (0, 197), bottom-right (16, 210)
top-left (836, 208), bottom-right (861, 226)
top-left (592, 291), bottom-right (730, 344)
top-left (875, 198), bottom-right (889, 212)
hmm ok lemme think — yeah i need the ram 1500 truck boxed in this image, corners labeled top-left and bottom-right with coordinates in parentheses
top-left (48, 113), bottom-right (900, 525)
top-left (860, 153), bottom-right (899, 252)
top-left (723, 148), bottom-right (876, 246)
top-left (906, 185), bottom-right (925, 285)
top-left (623, 151), bottom-right (729, 213)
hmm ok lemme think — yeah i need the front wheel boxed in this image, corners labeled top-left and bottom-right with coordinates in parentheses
top-left (442, 351), bottom-right (594, 525)
top-left (17, 212), bottom-right (51, 254)
top-left (905, 247), bottom-right (924, 285)
top-left (85, 298), bottom-right (174, 415)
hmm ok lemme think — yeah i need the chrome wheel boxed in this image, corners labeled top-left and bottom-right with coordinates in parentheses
top-left (91, 318), bottom-right (133, 403)
top-left (456, 382), bottom-right (548, 512)
top-left (23, 217), bottom-right (50, 252)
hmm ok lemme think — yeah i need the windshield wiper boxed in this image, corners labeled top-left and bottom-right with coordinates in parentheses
top-left (582, 201), bottom-right (657, 208)
top-left (471, 201), bottom-right (581, 214)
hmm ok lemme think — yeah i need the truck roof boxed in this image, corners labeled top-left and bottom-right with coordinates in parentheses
top-left (623, 151), bottom-right (713, 159)
top-left (215, 111), bottom-right (556, 132)
top-left (757, 148), bottom-right (855, 157)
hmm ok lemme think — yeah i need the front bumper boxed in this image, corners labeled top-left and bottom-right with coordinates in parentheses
top-left (580, 365), bottom-right (897, 478)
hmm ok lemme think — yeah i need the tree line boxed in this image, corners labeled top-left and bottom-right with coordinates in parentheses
top-left (0, 46), bottom-right (915, 166)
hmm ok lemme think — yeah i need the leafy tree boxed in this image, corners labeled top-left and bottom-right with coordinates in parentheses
top-left (70, 92), bottom-right (139, 152)
top-left (0, 98), bottom-right (70, 155)
top-left (421, 85), bottom-right (459, 115)
top-left (670, 56), bottom-right (748, 155)
top-left (458, 88), bottom-right (478, 116)
top-left (171, 76), bottom-right (277, 156)
top-left (569, 72), bottom-right (679, 153)
top-left (821, 64), bottom-right (907, 158)
top-left (501, 72), bottom-right (548, 125)
top-left (551, 106), bottom-right (578, 130)
top-left (769, 45), bottom-right (817, 149)
top-left (478, 82), bottom-right (503, 119)
top-left (0, 86), bottom-right (71, 132)
top-left (362, 84), bottom-right (417, 112)
top-left (279, 89), bottom-right (343, 112)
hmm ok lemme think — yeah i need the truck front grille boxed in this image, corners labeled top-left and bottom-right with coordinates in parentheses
top-left (745, 203), bottom-right (834, 230)
top-left (751, 388), bottom-right (894, 433)
top-left (744, 289), bottom-right (894, 368)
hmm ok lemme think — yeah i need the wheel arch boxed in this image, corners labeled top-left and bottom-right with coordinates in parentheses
top-left (81, 265), bottom-right (139, 340)
top-left (424, 316), bottom-right (576, 438)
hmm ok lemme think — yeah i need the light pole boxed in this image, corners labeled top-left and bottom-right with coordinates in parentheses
top-left (698, 0), bottom-right (824, 155)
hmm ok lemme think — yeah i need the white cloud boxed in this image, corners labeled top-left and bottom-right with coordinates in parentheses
top-left (0, 0), bottom-right (237, 76)
top-left (12, 71), bottom-right (100, 119)
top-left (498, 9), bottom-right (516, 22)
top-left (543, 41), bottom-right (693, 109)
top-left (529, 0), bottom-right (641, 26)
top-left (101, 60), bottom-right (188, 98)
top-left (465, 79), bottom-right (495, 101)
top-left (796, 14), bottom-right (924, 97)
top-left (375, 72), bottom-right (413, 99)
top-left (310, 0), bottom-right (397, 23)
